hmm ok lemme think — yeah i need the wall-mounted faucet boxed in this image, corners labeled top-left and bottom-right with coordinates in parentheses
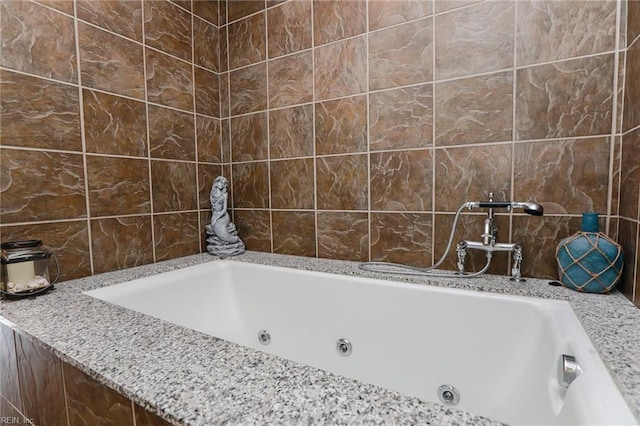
top-left (456, 192), bottom-right (544, 282)
top-left (359, 192), bottom-right (543, 281)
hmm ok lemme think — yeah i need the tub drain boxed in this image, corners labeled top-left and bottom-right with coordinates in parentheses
top-left (437, 384), bottom-right (460, 405)
top-left (336, 338), bottom-right (352, 356)
top-left (258, 330), bottom-right (271, 345)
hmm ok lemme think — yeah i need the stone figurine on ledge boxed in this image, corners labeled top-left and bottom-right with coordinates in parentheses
top-left (205, 176), bottom-right (245, 256)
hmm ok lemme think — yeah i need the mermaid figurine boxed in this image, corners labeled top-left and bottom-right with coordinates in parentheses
top-left (205, 176), bottom-right (245, 256)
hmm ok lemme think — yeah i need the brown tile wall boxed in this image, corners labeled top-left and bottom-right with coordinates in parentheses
top-left (218, 0), bottom-right (640, 304)
top-left (0, 0), bottom-right (222, 280)
top-left (621, 0), bottom-right (640, 306)
top-left (0, 0), bottom-right (638, 307)
top-left (0, 320), bottom-right (171, 425)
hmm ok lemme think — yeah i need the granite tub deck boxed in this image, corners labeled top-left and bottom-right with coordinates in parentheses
top-left (0, 252), bottom-right (639, 425)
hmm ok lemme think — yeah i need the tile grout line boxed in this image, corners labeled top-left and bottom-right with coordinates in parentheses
top-left (73, 0), bottom-right (95, 276)
top-left (508, 0), bottom-right (518, 276)
top-left (190, 3), bottom-right (202, 254)
top-left (141, 0), bottom-right (157, 264)
top-left (264, 0), bottom-right (275, 255)
top-left (0, 133), bottom-right (615, 163)
top-left (225, 2), bottom-right (236, 231)
top-left (0, 65), bottom-right (216, 119)
top-left (312, 0), bottom-right (320, 259)
top-left (3, 210), bottom-right (562, 229)
top-left (431, 0), bottom-right (437, 266)
top-left (606, 0), bottom-right (624, 235)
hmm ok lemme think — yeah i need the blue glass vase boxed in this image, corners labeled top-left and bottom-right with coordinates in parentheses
top-left (555, 213), bottom-right (624, 294)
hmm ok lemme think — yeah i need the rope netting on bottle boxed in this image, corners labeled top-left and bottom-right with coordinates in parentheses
top-left (556, 232), bottom-right (623, 293)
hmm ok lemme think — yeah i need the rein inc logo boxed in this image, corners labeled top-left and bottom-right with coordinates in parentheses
top-left (0, 418), bottom-right (34, 425)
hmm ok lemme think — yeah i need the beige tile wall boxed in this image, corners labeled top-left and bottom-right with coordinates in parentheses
top-left (0, 0), bottom-right (221, 280)
top-left (0, 0), bottom-right (638, 307)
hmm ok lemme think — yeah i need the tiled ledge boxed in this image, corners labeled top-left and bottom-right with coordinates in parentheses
top-left (1, 251), bottom-right (639, 425)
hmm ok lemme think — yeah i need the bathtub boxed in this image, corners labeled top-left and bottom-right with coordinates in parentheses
top-left (84, 260), bottom-right (636, 425)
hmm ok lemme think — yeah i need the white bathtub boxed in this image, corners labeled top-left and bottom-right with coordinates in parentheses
top-left (85, 260), bottom-right (636, 425)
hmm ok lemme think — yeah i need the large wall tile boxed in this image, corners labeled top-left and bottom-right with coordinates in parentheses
top-left (0, 322), bottom-right (22, 413)
top-left (512, 215), bottom-right (582, 280)
top-left (15, 334), bottom-right (66, 426)
top-left (624, 39), bottom-right (640, 132)
top-left (517, 0), bottom-right (616, 66)
top-left (370, 149), bottom-right (432, 211)
top-left (149, 105), bottom-right (196, 161)
top-left (314, 36), bottom-right (367, 101)
top-left (232, 162), bottom-right (269, 208)
top-left (317, 212), bottom-right (368, 261)
top-left (0, 1), bottom-right (77, 83)
top-left (229, 62), bottom-right (267, 115)
top-left (1, 220), bottom-right (91, 281)
top-left (87, 155), bottom-right (151, 217)
top-left (198, 163), bottom-right (223, 209)
top-left (151, 161), bottom-right (198, 212)
top-left (146, 49), bottom-right (194, 111)
top-left (269, 104), bottom-right (314, 159)
top-left (313, 0), bottom-right (366, 46)
top-left (83, 89), bottom-right (147, 157)
top-left (78, 22), bottom-right (145, 99)
top-left (270, 158), bottom-right (315, 209)
top-left (434, 0), bottom-right (483, 13)
top-left (144, 0), bottom-right (192, 61)
top-left (315, 95), bottom-right (367, 155)
top-left (516, 54), bottom-right (614, 140)
top-left (316, 154), bottom-right (368, 210)
top-left (228, 0), bottom-right (264, 23)
top-left (63, 362), bottom-right (134, 425)
top-left (220, 26), bottom-right (229, 72)
top-left (220, 72), bottom-right (230, 118)
top-left (193, 0), bottom-right (219, 25)
top-left (231, 112), bottom-right (268, 161)
top-left (272, 211), bottom-right (316, 256)
top-left (228, 12), bottom-right (266, 69)
top-left (194, 17), bottom-right (220, 72)
top-left (619, 219), bottom-right (638, 302)
top-left (370, 212), bottom-right (432, 267)
top-left (33, 0), bottom-right (74, 14)
top-left (234, 209), bottom-right (272, 251)
top-left (369, 84), bottom-right (433, 151)
top-left (368, 0), bottom-right (432, 31)
top-left (0, 70), bottom-right (81, 151)
top-left (195, 67), bottom-right (220, 117)
top-left (269, 51), bottom-right (313, 108)
top-left (435, 71), bottom-right (513, 146)
top-left (620, 128), bottom-right (640, 219)
top-left (435, 1), bottom-right (514, 80)
top-left (77, 0), bottom-right (143, 42)
top-left (434, 144), bottom-right (512, 212)
top-left (197, 115), bottom-right (222, 163)
top-left (91, 216), bottom-right (154, 273)
top-left (514, 138), bottom-right (611, 215)
top-left (267, 0), bottom-right (312, 58)
top-left (0, 149), bottom-right (86, 223)
top-left (369, 17), bottom-right (433, 91)
top-left (154, 212), bottom-right (200, 261)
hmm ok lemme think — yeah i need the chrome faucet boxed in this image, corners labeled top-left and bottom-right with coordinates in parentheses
top-left (456, 192), bottom-right (544, 282)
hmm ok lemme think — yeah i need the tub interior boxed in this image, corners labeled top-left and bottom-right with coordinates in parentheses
top-left (84, 260), bottom-right (637, 425)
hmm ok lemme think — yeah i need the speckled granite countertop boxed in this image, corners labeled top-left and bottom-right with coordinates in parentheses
top-left (1, 251), bottom-right (639, 425)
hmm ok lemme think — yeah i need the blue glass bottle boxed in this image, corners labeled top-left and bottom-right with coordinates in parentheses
top-left (556, 213), bottom-right (624, 293)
